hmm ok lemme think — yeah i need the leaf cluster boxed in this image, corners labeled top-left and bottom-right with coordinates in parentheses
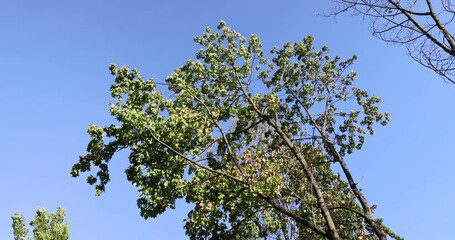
top-left (12, 207), bottom-right (70, 240)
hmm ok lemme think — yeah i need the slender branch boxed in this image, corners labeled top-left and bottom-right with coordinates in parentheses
top-left (329, 206), bottom-right (368, 219)
top-left (256, 192), bottom-right (329, 238)
top-left (148, 130), bottom-right (247, 185)
top-left (425, 0), bottom-right (455, 52)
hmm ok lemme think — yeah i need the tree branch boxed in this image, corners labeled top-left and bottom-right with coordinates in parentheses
top-left (234, 72), bottom-right (341, 240)
top-left (295, 94), bottom-right (387, 240)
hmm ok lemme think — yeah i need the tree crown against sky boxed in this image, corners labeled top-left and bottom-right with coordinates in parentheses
top-left (72, 21), bottom-right (400, 240)
top-left (12, 207), bottom-right (70, 240)
top-left (2, 2), bottom-right (455, 240)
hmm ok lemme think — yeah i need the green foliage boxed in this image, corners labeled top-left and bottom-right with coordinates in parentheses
top-left (72, 21), bottom-right (399, 239)
top-left (12, 207), bottom-right (70, 240)
top-left (12, 213), bottom-right (28, 240)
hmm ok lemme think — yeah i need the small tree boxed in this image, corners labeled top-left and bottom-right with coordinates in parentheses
top-left (72, 21), bottom-right (400, 239)
top-left (12, 207), bottom-right (70, 240)
top-left (11, 213), bottom-right (28, 240)
top-left (331, 0), bottom-right (455, 83)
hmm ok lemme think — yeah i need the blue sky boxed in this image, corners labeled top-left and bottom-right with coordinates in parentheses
top-left (1, 1), bottom-right (453, 239)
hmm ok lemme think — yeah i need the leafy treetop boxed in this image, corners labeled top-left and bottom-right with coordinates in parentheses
top-left (12, 207), bottom-right (70, 240)
top-left (72, 21), bottom-right (399, 240)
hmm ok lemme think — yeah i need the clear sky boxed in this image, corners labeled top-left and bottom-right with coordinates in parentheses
top-left (1, 1), bottom-right (453, 239)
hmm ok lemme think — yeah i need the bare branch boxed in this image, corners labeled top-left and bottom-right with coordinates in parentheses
top-left (331, 0), bottom-right (455, 82)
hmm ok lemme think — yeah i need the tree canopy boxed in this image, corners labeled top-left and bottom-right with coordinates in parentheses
top-left (12, 207), bottom-right (70, 240)
top-left (72, 21), bottom-right (400, 240)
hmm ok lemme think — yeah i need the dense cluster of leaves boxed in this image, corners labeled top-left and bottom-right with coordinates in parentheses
top-left (72, 21), bottom-right (399, 239)
top-left (12, 207), bottom-right (70, 240)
